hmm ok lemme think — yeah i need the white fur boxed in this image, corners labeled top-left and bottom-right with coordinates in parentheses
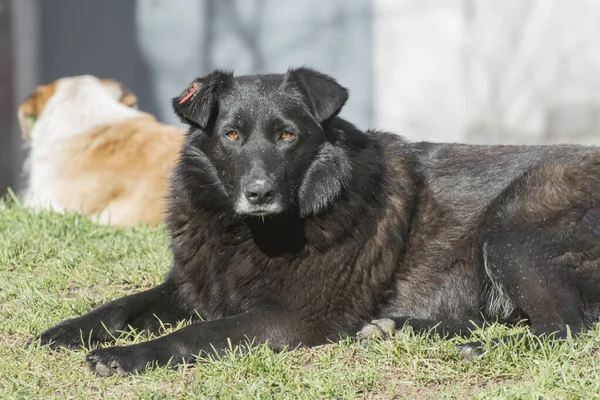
top-left (22, 76), bottom-right (142, 212)
top-left (482, 242), bottom-right (516, 320)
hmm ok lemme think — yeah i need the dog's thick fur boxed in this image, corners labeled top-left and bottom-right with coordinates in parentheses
top-left (34, 68), bottom-right (600, 376)
top-left (19, 76), bottom-right (184, 226)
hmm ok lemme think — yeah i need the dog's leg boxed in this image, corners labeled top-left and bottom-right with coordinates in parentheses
top-left (491, 232), bottom-right (587, 332)
top-left (459, 160), bottom-right (600, 356)
top-left (85, 307), bottom-right (323, 376)
top-left (459, 235), bottom-right (589, 357)
top-left (33, 280), bottom-right (190, 350)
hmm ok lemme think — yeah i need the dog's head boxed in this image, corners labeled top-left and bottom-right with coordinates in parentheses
top-left (172, 67), bottom-right (353, 218)
top-left (18, 76), bottom-right (138, 141)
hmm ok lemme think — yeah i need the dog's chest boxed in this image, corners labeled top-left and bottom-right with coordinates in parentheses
top-left (172, 220), bottom-right (400, 323)
top-left (22, 149), bottom-right (66, 211)
top-left (178, 239), bottom-right (314, 317)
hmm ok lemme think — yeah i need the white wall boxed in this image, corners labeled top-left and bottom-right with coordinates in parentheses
top-left (374, 0), bottom-right (600, 145)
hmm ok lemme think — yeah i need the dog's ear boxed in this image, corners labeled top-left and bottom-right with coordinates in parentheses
top-left (118, 87), bottom-right (138, 109)
top-left (285, 67), bottom-right (349, 123)
top-left (298, 142), bottom-right (352, 217)
top-left (100, 79), bottom-right (138, 108)
top-left (17, 82), bottom-right (58, 141)
top-left (172, 70), bottom-right (234, 129)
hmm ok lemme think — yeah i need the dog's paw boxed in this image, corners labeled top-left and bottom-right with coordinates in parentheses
top-left (356, 318), bottom-right (401, 343)
top-left (30, 323), bottom-right (93, 350)
top-left (86, 344), bottom-right (168, 377)
top-left (456, 341), bottom-right (485, 361)
top-left (87, 347), bottom-right (141, 377)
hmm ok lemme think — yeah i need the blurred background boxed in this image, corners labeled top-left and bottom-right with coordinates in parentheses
top-left (1, 0), bottom-right (600, 196)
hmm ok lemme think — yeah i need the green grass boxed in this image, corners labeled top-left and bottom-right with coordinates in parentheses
top-left (1, 197), bottom-right (600, 399)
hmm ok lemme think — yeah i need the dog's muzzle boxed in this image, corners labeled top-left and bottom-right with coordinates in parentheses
top-left (235, 179), bottom-right (284, 216)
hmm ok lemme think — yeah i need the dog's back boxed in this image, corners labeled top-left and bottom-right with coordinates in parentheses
top-left (52, 115), bottom-right (183, 226)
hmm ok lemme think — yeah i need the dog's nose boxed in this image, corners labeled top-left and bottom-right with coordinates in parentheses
top-left (244, 180), bottom-right (275, 205)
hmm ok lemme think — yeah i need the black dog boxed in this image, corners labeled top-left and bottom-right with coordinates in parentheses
top-left (34, 67), bottom-right (600, 376)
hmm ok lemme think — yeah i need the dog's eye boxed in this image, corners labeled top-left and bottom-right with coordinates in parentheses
top-left (225, 131), bottom-right (240, 141)
top-left (280, 131), bottom-right (294, 141)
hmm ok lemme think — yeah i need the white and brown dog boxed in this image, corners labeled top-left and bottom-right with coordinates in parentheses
top-left (18, 75), bottom-right (184, 226)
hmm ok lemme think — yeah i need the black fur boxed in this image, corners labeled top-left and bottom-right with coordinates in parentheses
top-left (34, 67), bottom-right (600, 376)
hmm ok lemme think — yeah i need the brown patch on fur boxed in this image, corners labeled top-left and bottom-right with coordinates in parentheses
top-left (18, 80), bottom-right (59, 140)
top-left (54, 115), bottom-right (185, 226)
top-left (509, 158), bottom-right (600, 228)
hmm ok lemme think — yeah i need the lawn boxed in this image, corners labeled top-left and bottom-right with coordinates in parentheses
top-left (1, 196), bottom-right (600, 399)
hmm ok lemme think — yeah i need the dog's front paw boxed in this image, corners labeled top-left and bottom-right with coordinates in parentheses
top-left (87, 347), bottom-right (143, 377)
top-left (86, 344), bottom-right (170, 377)
top-left (31, 322), bottom-right (94, 350)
